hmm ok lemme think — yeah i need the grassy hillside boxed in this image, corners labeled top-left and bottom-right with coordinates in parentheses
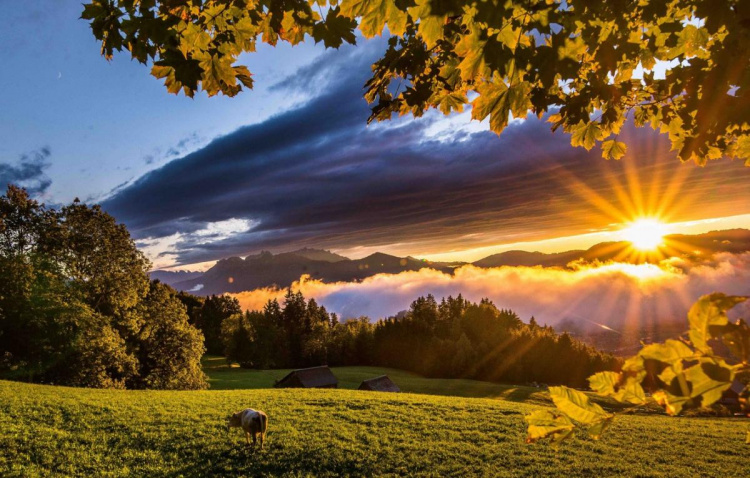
top-left (2, 379), bottom-right (749, 477)
top-left (203, 356), bottom-right (551, 405)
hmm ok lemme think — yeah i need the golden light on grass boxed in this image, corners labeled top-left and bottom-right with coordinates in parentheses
top-left (619, 218), bottom-right (669, 251)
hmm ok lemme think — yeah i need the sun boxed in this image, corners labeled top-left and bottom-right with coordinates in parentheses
top-left (620, 219), bottom-right (668, 250)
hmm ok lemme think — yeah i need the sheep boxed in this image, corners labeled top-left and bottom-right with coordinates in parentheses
top-left (227, 408), bottom-right (268, 449)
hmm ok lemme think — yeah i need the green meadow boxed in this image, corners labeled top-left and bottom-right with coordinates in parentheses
top-left (1, 360), bottom-right (748, 477)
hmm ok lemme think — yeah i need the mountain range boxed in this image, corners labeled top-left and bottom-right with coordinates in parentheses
top-left (152, 228), bottom-right (750, 295)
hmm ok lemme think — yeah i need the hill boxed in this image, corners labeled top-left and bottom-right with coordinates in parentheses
top-left (153, 229), bottom-right (750, 296)
top-left (149, 269), bottom-right (204, 287)
top-left (1, 378), bottom-right (748, 477)
top-left (472, 228), bottom-right (750, 268)
top-left (172, 250), bottom-right (459, 295)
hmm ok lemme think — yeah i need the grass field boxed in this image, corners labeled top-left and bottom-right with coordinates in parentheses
top-left (2, 364), bottom-right (749, 477)
top-left (202, 356), bottom-right (553, 406)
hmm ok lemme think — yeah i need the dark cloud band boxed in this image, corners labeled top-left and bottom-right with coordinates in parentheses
top-left (102, 42), bottom-right (750, 267)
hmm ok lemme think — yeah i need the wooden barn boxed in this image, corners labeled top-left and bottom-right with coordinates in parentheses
top-left (358, 375), bottom-right (400, 393)
top-left (274, 366), bottom-right (338, 389)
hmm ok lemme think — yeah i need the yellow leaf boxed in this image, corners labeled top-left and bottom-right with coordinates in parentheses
top-left (340, 0), bottom-right (408, 38)
top-left (601, 139), bottom-right (627, 160)
top-left (688, 293), bottom-right (746, 353)
top-left (570, 121), bottom-right (602, 151)
top-left (549, 386), bottom-right (612, 425)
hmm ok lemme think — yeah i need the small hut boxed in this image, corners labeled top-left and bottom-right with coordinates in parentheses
top-left (274, 366), bottom-right (338, 389)
top-left (358, 375), bottom-right (400, 393)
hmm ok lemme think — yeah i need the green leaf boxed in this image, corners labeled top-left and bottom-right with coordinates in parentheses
top-left (549, 386), bottom-right (612, 425)
top-left (570, 121), bottom-right (602, 151)
top-left (688, 293), bottom-right (747, 353)
top-left (524, 409), bottom-right (575, 445)
top-left (601, 139), bottom-right (627, 160)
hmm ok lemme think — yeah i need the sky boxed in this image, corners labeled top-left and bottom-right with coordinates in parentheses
top-left (2, 3), bottom-right (750, 273)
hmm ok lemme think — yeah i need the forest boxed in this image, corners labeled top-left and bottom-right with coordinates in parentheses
top-left (0, 185), bottom-right (616, 390)
top-left (216, 292), bottom-right (618, 388)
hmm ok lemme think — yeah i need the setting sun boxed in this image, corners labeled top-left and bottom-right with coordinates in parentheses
top-left (620, 219), bottom-right (669, 250)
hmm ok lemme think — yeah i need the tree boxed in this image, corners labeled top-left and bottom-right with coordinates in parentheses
top-left (0, 186), bottom-right (207, 390)
top-left (221, 312), bottom-right (255, 367)
top-left (49, 200), bottom-right (151, 322)
top-left (133, 281), bottom-right (208, 390)
top-left (82, 1), bottom-right (750, 165)
top-left (192, 294), bottom-right (242, 355)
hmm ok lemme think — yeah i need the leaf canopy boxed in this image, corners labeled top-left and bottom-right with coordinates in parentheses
top-left (82, 0), bottom-right (750, 165)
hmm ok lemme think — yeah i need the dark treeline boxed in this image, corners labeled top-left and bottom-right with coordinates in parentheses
top-left (220, 291), bottom-right (620, 388)
top-left (0, 186), bottom-right (207, 389)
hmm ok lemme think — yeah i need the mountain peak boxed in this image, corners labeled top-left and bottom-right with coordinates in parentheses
top-left (289, 248), bottom-right (350, 263)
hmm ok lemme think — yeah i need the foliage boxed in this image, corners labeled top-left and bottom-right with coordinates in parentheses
top-left (180, 294), bottom-right (242, 355)
top-left (526, 293), bottom-right (750, 446)
top-left (0, 186), bottom-right (207, 390)
top-left (221, 291), bottom-right (337, 369)
top-left (2, 379), bottom-right (750, 476)
top-left (82, 1), bottom-right (750, 164)
top-left (134, 282), bottom-right (209, 389)
top-left (220, 290), bottom-right (618, 388)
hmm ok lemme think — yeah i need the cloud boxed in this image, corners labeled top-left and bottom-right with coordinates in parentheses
top-left (102, 40), bottom-right (750, 268)
top-left (0, 147), bottom-right (52, 195)
top-left (143, 132), bottom-right (206, 165)
top-left (229, 253), bottom-right (750, 331)
top-left (136, 218), bottom-right (256, 269)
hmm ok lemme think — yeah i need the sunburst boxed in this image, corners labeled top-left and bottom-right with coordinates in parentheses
top-left (620, 218), bottom-right (669, 251)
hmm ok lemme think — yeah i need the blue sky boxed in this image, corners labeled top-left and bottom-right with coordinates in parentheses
top-left (2, 3), bottom-right (750, 271)
top-left (1, 2), bottom-right (327, 202)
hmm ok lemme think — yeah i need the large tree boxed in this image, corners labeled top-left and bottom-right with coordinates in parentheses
top-left (82, 0), bottom-right (750, 164)
top-left (0, 186), bottom-right (207, 389)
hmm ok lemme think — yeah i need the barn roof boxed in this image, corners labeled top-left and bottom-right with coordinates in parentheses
top-left (275, 366), bottom-right (338, 388)
top-left (358, 375), bottom-right (400, 393)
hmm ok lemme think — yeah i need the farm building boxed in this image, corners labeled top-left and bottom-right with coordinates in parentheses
top-left (358, 375), bottom-right (400, 393)
top-left (274, 366), bottom-right (338, 389)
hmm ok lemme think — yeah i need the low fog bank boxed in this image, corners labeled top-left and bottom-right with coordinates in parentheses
top-left (230, 252), bottom-right (750, 332)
